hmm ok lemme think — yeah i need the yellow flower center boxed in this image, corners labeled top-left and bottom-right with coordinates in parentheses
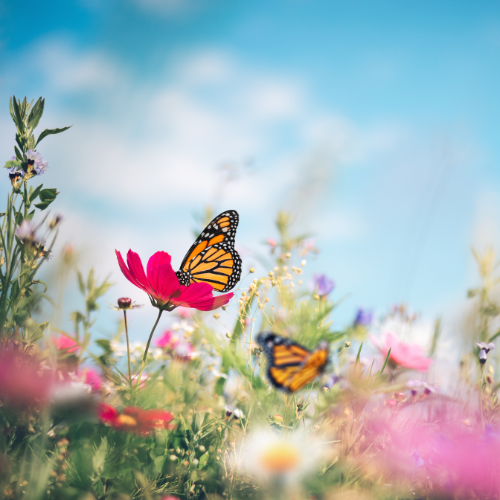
top-left (258, 442), bottom-right (300, 473)
top-left (116, 415), bottom-right (138, 428)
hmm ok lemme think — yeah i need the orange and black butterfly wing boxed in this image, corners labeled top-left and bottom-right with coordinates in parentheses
top-left (176, 210), bottom-right (242, 293)
top-left (287, 343), bottom-right (329, 392)
top-left (257, 332), bottom-right (320, 392)
top-left (257, 333), bottom-right (329, 392)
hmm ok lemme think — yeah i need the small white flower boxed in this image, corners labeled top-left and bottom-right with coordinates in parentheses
top-left (231, 429), bottom-right (325, 483)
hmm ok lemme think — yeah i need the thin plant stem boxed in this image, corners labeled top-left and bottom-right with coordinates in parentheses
top-left (135, 308), bottom-right (163, 391)
top-left (123, 310), bottom-right (132, 385)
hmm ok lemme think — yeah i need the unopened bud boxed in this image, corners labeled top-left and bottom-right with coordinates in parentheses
top-left (117, 297), bottom-right (132, 309)
top-left (345, 341), bottom-right (351, 348)
top-left (214, 313), bottom-right (220, 319)
top-left (249, 267), bottom-right (255, 273)
top-left (271, 414), bottom-right (283, 423)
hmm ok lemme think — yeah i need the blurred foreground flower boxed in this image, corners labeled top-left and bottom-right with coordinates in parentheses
top-left (312, 274), bottom-right (334, 297)
top-left (116, 250), bottom-right (233, 311)
top-left (371, 331), bottom-right (432, 372)
top-left (98, 403), bottom-right (175, 434)
top-left (0, 350), bottom-right (53, 408)
top-left (233, 430), bottom-right (324, 484)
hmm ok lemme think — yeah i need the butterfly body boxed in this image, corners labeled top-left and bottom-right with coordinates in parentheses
top-left (257, 332), bottom-right (329, 393)
top-left (176, 210), bottom-right (242, 293)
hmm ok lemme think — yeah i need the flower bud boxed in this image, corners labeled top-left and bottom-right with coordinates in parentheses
top-left (345, 341), bottom-right (351, 348)
top-left (249, 267), bottom-right (255, 273)
top-left (118, 297), bottom-right (132, 309)
top-left (271, 414), bottom-right (283, 423)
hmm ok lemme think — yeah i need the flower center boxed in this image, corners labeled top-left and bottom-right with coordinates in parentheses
top-left (258, 443), bottom-right (300, 473)
top-left (116, 414), bottom-right (138, 428)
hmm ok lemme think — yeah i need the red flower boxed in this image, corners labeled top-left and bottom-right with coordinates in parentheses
top-left (116, 250), bottom-right (233, 311)
top-left (98, 403), bottom-right (175, 434)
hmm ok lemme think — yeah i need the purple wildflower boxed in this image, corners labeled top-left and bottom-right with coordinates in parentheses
top-left (26, 150), bottom-right (48, 175)
top-left (354, 308), bottom-right (373, 327)
top-left (15, 220), bottom-right (38, 244)
top-left (312, 274), bottom-right (334, 296)
top-left (477, 342), bottom-right (495, 364)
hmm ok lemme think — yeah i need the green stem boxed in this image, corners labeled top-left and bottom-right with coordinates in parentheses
top-left (479, 367), bottom-right (485, 430)
top-left (135, 308), bottom-right (163, 391)
top-left (123, 310), bottom-right (132, 385)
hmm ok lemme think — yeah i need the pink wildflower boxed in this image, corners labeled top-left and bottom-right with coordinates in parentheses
top-left (53, 335), bottom-right (80, 354)
top-left (267, 238), bottom-right (277, 247)
top-left (155, 330), bottom-right (194, 360)
top-left (116, 250), bottom-right (233, 311)
top-left (371, 331), bottom-right (432, 372)
top-left (80, 368), bottom-right (102, 391)
top-left (176, 307), bottom-right (191, 318)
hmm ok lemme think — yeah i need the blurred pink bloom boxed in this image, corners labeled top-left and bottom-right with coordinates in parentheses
top-left (371, 331), bottom-right (432, 372)
top-left (53, 335), bottom-right (80, 354)
top-left (0, 352), bottom-right (53, 408)
top-left (155, 330), bottom-right (194, 360)
top-left (116, 250), bottom-right (233, 311)
top-left (80, 368), bottom-right (102, 391)
top-left (365, 408), bottom-right (500, 496)
top-left (267, 238), bottom-right (277, 247)
top-left (155, 330), bottom-right (177, 349)
top-left (161, 497), bottom-right (180, 500)
top-left (176, 307), bottom-right (191, 318)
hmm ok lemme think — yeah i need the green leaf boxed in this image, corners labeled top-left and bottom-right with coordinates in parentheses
top-left (378, 348), bottom-right (391, 376)
top-left (3, 160), bottom-right (20, 169)
top-left (11, 96), bottom-right (24, 133)
top-left (29, 184), bottom-right (44, 204)
top-left (355, 342), bottom-right (363, 364)
top-left (27, 97), bottom-right (45, 131)
top-left (95, 339), bottom-right (111, 353)
top-left (87, 268), bottom-right (95, 290)
top-left (77, 271), bottom-right (86, 294)
top-left (30, 321), bottom-right (50, 343)
top-left (92, 437), bottom-right (108, 475)
top-left (14, 146), bottom-right (23, 161)
top-left (198, 452), bottom-right (209, 469)
top-left (34, 188), bottom-right (58, 210)
top-left (35, 126), bottom-right (72, 146)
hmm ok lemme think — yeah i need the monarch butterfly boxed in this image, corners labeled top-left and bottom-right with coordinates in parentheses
top-left (176, 210), bottom-right (242, 293)
top-left (257, 332), bottom-right (329, 393)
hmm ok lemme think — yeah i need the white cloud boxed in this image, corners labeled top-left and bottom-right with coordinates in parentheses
top-left (32, 41), bottom-right (121, 92)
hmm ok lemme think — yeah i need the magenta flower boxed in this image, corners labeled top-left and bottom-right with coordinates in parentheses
top-left (116, 250), bottom-right (233, 311)
top-left (80, 368), bottom-right (103, 391)
top-left (371, 331), bottom-right (432, 372)
top-left (53, 335), bottom-right (80, 354)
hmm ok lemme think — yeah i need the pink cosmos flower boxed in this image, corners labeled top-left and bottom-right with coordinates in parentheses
top-left (371, 331), bottom-right (432, 372)
top-left (79, 368), bottom-right (102, 391)
top-left (53, 335), bottom-right (80, 354)
top-left (116, 250), bottom-right (233, 312)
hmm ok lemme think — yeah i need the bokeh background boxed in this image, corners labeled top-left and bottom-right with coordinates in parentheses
top-left (1, 0), bottom-right (500, 344)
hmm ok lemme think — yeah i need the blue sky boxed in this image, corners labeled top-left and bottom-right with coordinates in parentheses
top-left (1, 0), bottom-right (500, 340)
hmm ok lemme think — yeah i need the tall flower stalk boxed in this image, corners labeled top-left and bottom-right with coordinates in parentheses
top-left (0, 96), bottom-right (70, 343)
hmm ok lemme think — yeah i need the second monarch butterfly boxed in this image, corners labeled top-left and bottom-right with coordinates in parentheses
top-left (176, 210), bottom-right (242, 293)
top-left (257, 332), bottom-right (329, 393)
